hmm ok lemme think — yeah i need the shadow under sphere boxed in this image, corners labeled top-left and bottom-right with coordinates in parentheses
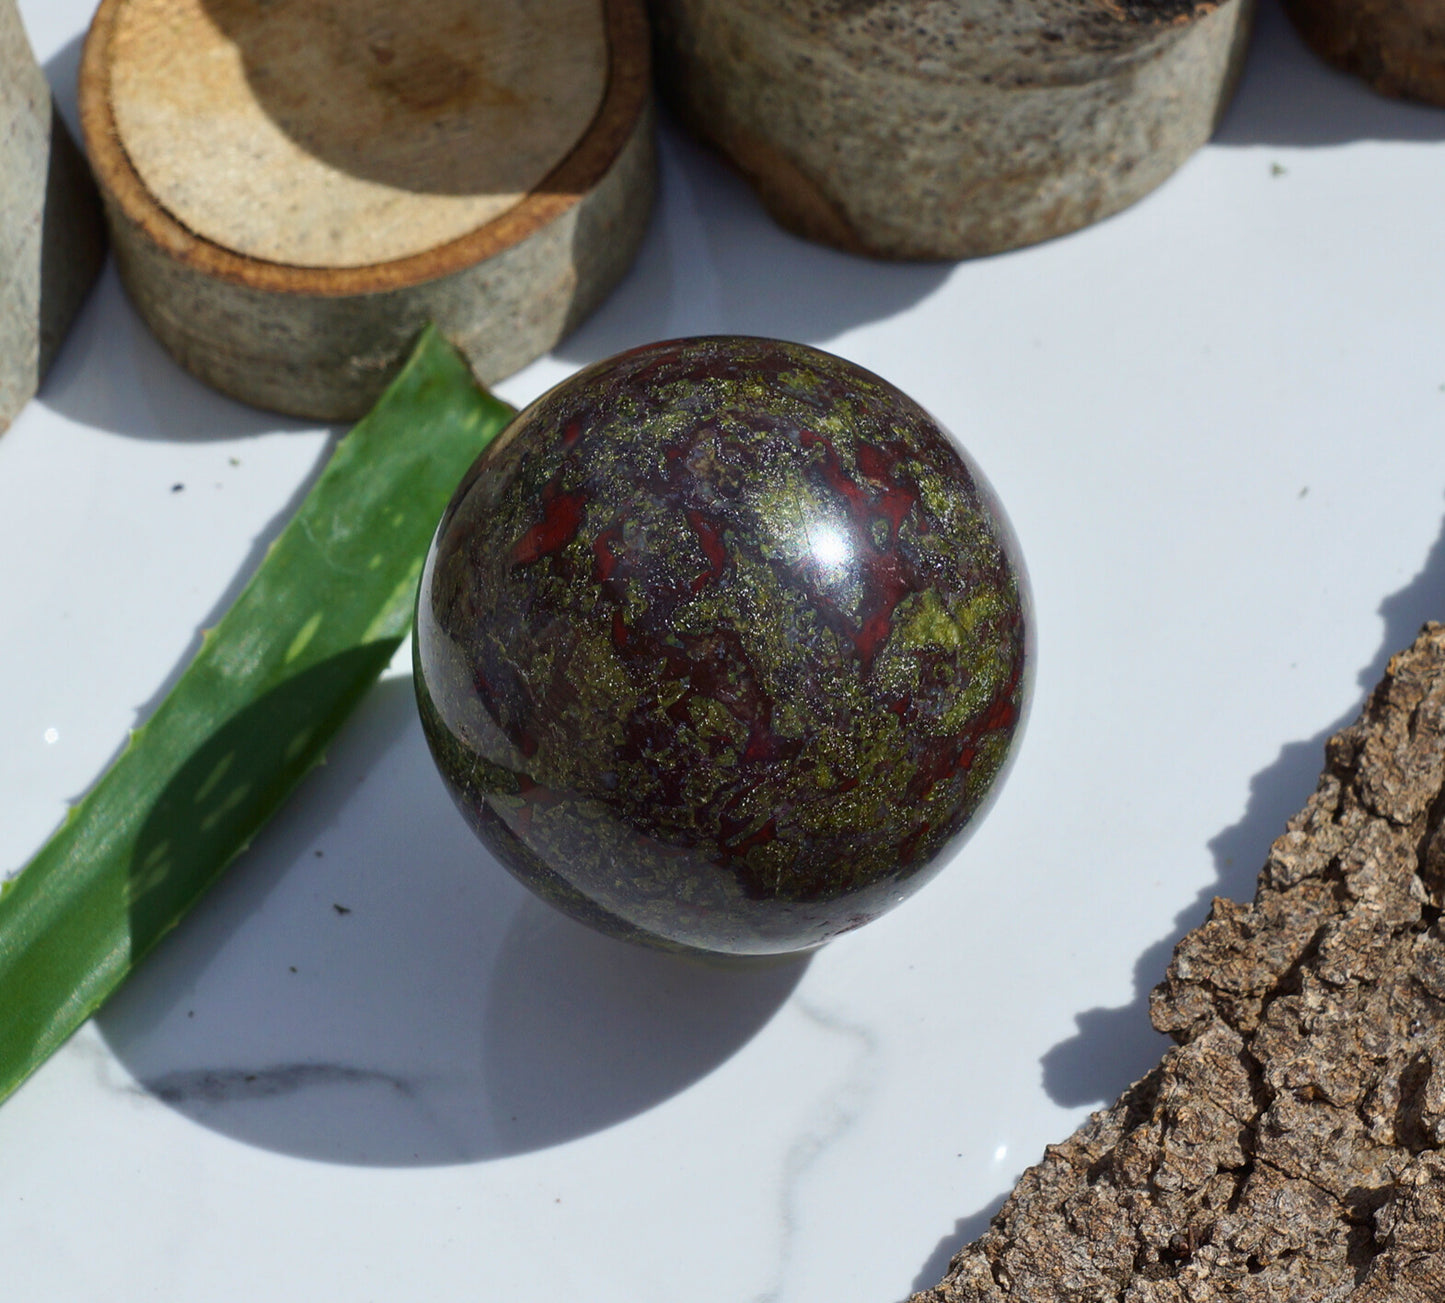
top-left (94, 677), bottom-right (807, 1166)
top-left (481, 902), bottom-right (810, 1154)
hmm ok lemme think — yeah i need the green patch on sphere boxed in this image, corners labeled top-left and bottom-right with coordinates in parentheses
top-left (415, 336), bottom-right (1032, 958)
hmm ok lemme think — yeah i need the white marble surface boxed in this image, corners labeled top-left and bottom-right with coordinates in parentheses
top-left (4, 3), bottom-right (1445, 1299)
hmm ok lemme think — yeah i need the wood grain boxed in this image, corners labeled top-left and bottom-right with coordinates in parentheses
top-left (80, 0), bottom-right (654, 419)
top-left (109, 0), bottom-right (608, 268)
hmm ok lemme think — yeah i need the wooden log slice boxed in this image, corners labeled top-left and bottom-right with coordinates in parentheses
top-left (79, 0), bottom-right (655, 420)
top-left (649, 0), bottom-right (1254, 261)
top-left (1, 0), bottom-right (106, 433)
top-left (1283, 0), bottom-right (1445, 106)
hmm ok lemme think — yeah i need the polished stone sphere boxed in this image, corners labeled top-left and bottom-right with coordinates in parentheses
top-left (415, 336), bottom-right (1031, 957)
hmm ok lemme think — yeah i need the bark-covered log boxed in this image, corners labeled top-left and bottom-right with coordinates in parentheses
top-left (0, 0), bottom-right (106, 434)
top-left (914, 623), bottom-right (1445, 1301)
top-left (649, 0), bottom-right (1254, 261)
top-left (78, 0), bottom-right (654, 420)
top-left (1283, 0), bottom-right (1445, 107)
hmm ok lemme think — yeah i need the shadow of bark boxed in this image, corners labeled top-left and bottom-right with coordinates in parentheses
top-left (1041, 507), bottom-right (1445, 1110)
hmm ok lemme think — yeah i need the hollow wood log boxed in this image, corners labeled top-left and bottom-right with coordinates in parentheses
top-left (915, 623), bottom-right (1445, 1301)
top-left (79, 0), bottom-right (655, 420)
top-left (649, 0), bottom-right (1254, 261)
top-left (1283, 0), bottom-right (1445, 106)
top-left (0, 0), bottom-right (106, 434)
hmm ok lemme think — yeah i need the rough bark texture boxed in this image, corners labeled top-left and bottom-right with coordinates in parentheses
top-left (0, 0), bottom-right (106, 434)
top-left (1283, 0), bottom-right (1445, 107)
top-left (914, 623), bottom-right (1445, 1302)
top-left (650, 0), bottom-right (1254, 261)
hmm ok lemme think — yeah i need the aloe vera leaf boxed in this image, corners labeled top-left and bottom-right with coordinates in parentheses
top-left (0, 326), bottom-right (515, 1107)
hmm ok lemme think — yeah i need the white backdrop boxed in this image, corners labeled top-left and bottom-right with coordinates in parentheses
top-left (4, 3), bottom-right (1445, 1300)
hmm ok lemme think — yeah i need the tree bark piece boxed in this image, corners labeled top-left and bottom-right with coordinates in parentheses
top-left (78, 0), bottom-right (654, 420)
top-left (649, 0), bottom-right (1254, 262)
top-left (1283, 0), bottom-right (1445, 106)
top-left (0, 0), bottom-right (106, 434)
top-left (914, 623), bottom-right (1445, 1301)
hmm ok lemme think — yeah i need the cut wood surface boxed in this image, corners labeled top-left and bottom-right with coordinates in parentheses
top-left (80, 0), bottom-right (655, 419)
top-left (1283, 0), bottom-right (1445, 106)
top-left (108, 0), bottom-right (609, 268)
top-left (0, 0), bottom-right (106, 433)
top-left (915, 623), bottom-right (1445, 1301)
top-left (650, 0), bottom-right (1254, 260)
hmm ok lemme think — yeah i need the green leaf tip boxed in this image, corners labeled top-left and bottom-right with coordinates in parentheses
top-left (0, 327), bottom-right (516, 1109)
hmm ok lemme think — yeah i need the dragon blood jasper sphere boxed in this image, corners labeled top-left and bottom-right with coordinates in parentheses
top-left (415, 336), bottom-right (1031, 957)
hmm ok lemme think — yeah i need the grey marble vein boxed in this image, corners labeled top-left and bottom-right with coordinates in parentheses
top-left (755, 996), bottom-right (882, 1303)
top-left (139, 1062), bottom-right (416, 1107)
